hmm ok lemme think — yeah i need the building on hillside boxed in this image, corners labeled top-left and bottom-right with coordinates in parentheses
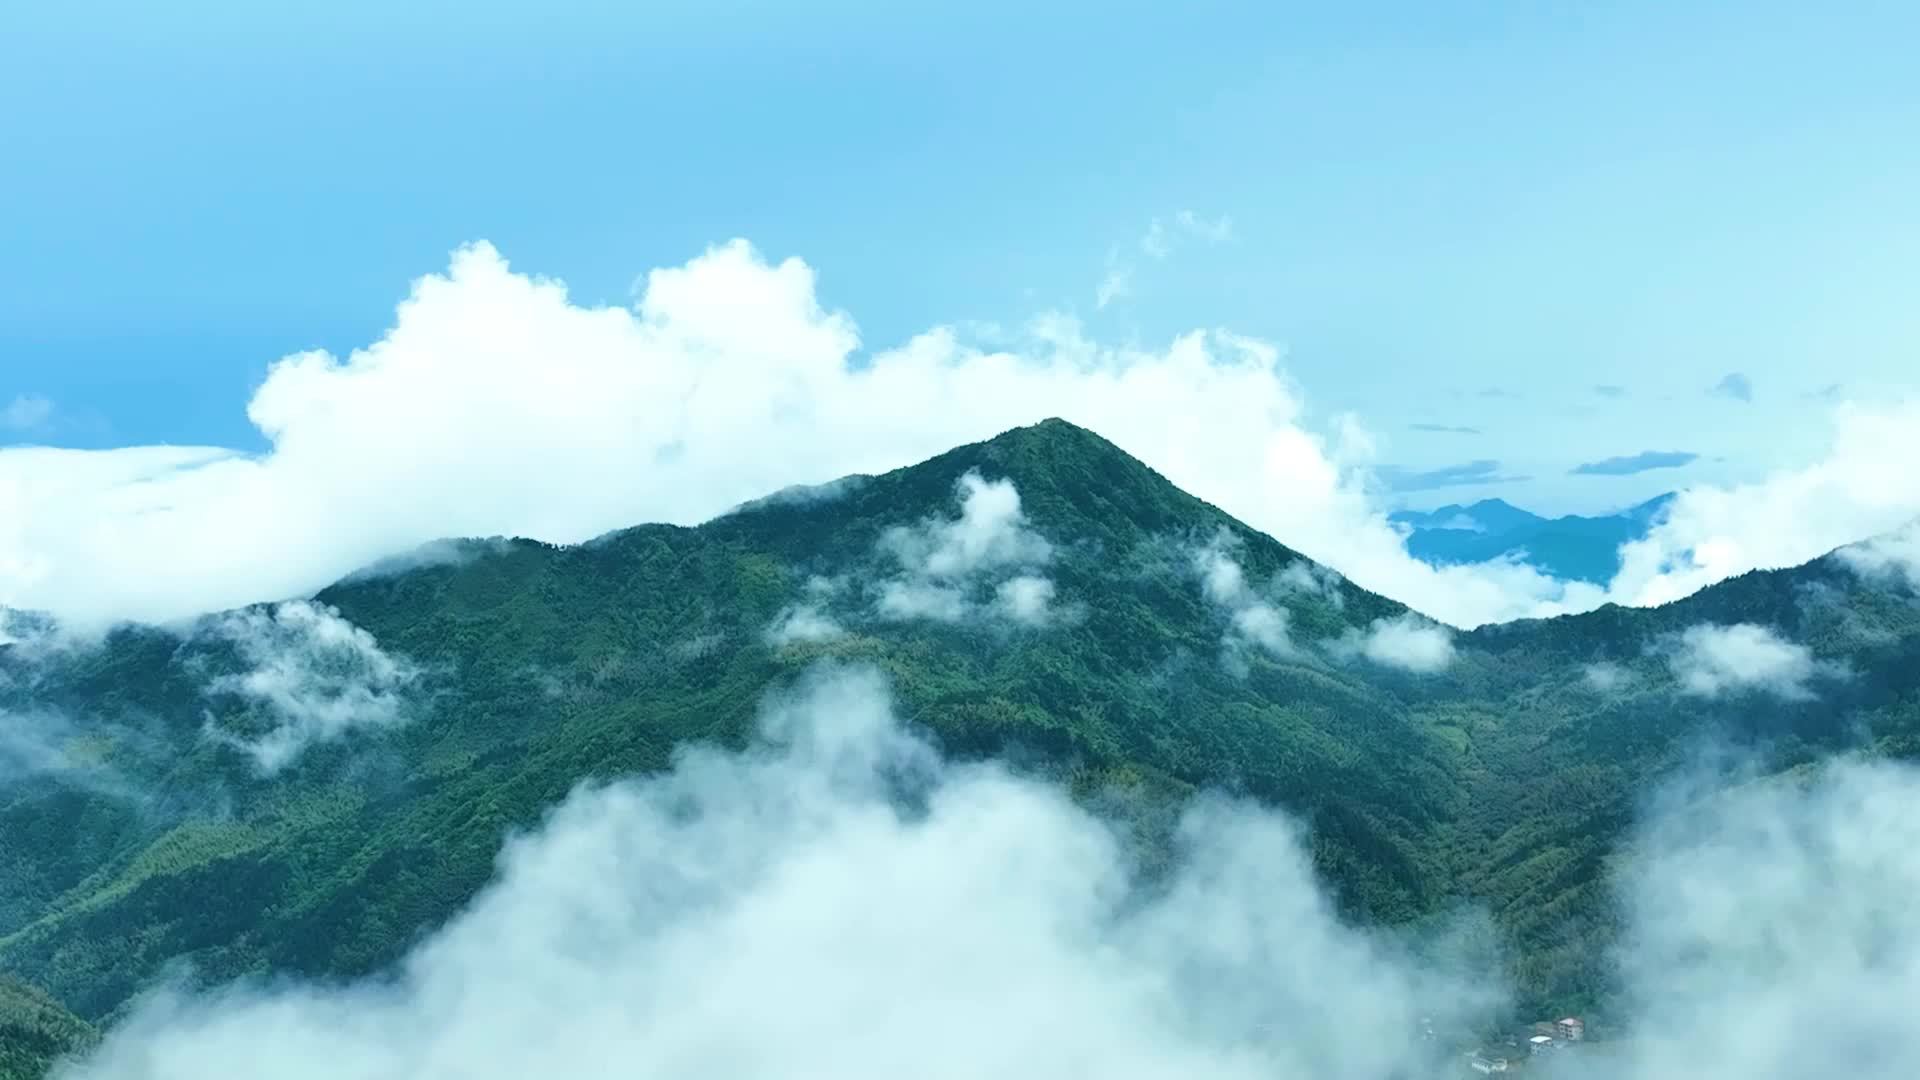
top-left (1556, 1017), bottom-right (1584, 1042)
top-left (1528, 1035), bottom-right (1555, 1056)
top-left (1467, 1051), bottom-right (1510, 1074)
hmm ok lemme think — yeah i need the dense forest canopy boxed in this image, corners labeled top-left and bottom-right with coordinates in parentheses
top-left (3, 420), bottom-right (1917, 1077)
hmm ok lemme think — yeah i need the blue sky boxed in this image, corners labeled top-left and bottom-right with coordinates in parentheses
top-left (4, 0), bottom-right (1917, 514)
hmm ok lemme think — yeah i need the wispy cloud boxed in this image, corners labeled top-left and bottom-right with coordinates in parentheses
top-left (766, 577), bottom-right (848, 648)
top-left (1, 394), bottom-right (54, 434)
top-left (1709, 372), bottom-right (1754, 402)
top-left (196, 601), bottom-right (420, 773)
top-left (1094, 247), bottom-right (1133, 310)
top-left (1193, 535), bottom-right (1300, 671)
top-left (1582, 660), bottom-right (1635, 694)
top-left (1592, 384), bottom-right (1628, 399)
top-left (1664, 622), bottom-right (1838, 701)
top-left (1408, 423), bottom-right (1481, 436)
top-left (1096, 210), bottom-right (1234, 309)
top-left (1570, 450), bottom-right (1698, 477)
top-left (0, 704), bottom-right (132, 798)
top-left (1325, 614), bottom-right (1456, 674)
top-left (1374, 460), bottom-right (1528, 493)
top-left (1192, 535), bottom-right (1436, 676)
top-left (1611, 401), bottom-right (1920, 608)
top-left (1834, 522), bottom-right (1920, 592)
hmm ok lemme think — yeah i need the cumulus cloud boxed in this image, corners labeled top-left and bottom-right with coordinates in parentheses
top-left (1570, 450), bottom-right (1698, 477)
top-left (197, 601), bottom-right (419, 772)
top-left (873, 472), bottom-right (1059, 626)
top-left (1709, 372), bottom-right (1754, 402)
top-left (881, 472), bottom-right (1052, 578)
top-left (1664, 623), bottom-right (1830, 701)
top-left (1610, 401), bottom-right (1920, 608)
top-left (1327, 614), bottom-right (1457, 674)
top-left (55, 664), bottom-right (1498, 1080)
top-left (0, 239), bottom-right (1608, 632)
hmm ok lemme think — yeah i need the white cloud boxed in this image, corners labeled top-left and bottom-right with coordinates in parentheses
top-left (1094, 248), bottom-right (1132, 310)
top-left (1, 393), bottom-right (54, 433)
top-left (1193, 539), bottom-right (1451, 673)
top-left (1582, 661), bottom-right (1635, 694)
top-left (198, 601), bottom-right (419, 772)
top-left (766, 577), bottom-right (848, 647)
top-left (0, 706), bottom-right (104, 789)
top-left (873, 471), bottom-right (1058, 626)
top-left (1665, 623), bottom-right (1827, 701)
top-left (1328, 614), bottom-right (1457, 674)
top-left (1275, 558), bottom-right (1345, 609)
top-left (1172, 209), bottom-right (1234, 245)
top-left (1192, 539), bottom-right (1297, 664)
top-left (1098, 210), bottom-right (1234, 309)
top-left (764, 605), bottom-right (844, 647)
top-left (9, 242), bottom-right (1919, 640)
top-left (880, 471), bottom-right (1052, 579)
top-left (874, 579), bottom-right (972, 623)
top-left (0, 240), bottom-right (1608, 633)
top-left (55, 666), bottom-right (1920, 1079)
top-left (1835, 520), bottom-right (1920, 591)
top-left (1599, 760), bottom-right (1920, 1079)
top-left (55, 664), bottom-right (1498, 1080)
top-left (993, 574), bottom-right (1058, 626)
top-left (1610, 400), bottom-right (1920, 608)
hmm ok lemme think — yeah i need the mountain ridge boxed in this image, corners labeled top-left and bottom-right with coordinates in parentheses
top-left (1393, 493), bottom-right (1678, 586)
top-left (2, 418), bottom-right (1917, 1068)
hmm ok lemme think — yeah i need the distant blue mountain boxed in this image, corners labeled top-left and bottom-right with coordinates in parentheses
top-left (1390, 494), bottom-right (1676, 585)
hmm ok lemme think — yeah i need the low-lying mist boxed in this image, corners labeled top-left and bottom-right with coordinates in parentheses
top-left (44, 662), bottom-right (1920, 1079)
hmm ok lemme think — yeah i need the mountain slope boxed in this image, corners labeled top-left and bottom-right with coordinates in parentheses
top-left (1, 419), bottom-right (1915, 1051)
top-left (0, 977), bottom-right (93, 1080)
top-left (0, 419), bottom-right (1454, 1025)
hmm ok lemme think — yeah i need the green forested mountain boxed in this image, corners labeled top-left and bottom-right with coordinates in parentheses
top-left (2, 418), bottom-right (1916, 1068)
top-left (0, 977), bottom-right (93, 1080)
